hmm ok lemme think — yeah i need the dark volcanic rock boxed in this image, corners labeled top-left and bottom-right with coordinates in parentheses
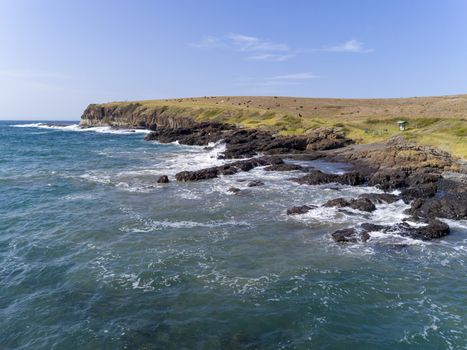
top-left (264, 163), bottom-right (304, 172)
top-left (247, 180), bottom-right (264, 187)
top-left (332, 219), bottom-right (450, 243)
top-left (349, 198), bottom-right (376, 212)
top-left (228, 187), bottom-right (241, 194)
top-left (323, 198), bottom-right (350, 208)
top-left (175, 168), bottom-right (219, 182)
top-left (306, 128), bottom-right (354, 151)
top-left (222, 129), bottom-right (308, 159)
top-left (144, 122), bottom-right (234, 146)
top-left (323, 197), bottom-right (376, 212)
top-left (332, 136), bottom-right (453, 174)
top-left (360, 223), bottom-right (387, 231)
top-left (294, 170), bottom-right (365, 186)
top-left (286, 205), bottom-right (316, 215)
top-left (365, 168), bottom-right (443, 203)
top-left (157, 175), bottom-right (169, 183)
top-left (332, 228), bottom-right (371, 243)
top-left (147, 125), bottom-right (309, 159)
top-left (400, 183), bottom-right (438, 203)
top-left (368, 170), bottom-right (409, 190)
top-left (414, 220), bottom-right (450, 240)
top-left (146, 122), bottom-right (353, 159)
top-left (407, 193), bottom-right (467, 220)
top-left (175, 156), bottom-right (283, 182)
top-left (357, 193), bottom-right (399, 204)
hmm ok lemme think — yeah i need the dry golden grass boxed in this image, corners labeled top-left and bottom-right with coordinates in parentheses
top-left (102, 95), bottom-right (467, 158)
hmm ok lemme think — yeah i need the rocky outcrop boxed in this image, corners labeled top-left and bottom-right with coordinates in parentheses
top-left (293, 170), bottom-right (365, 186)
top-left (323, 197), bottom-right (376, 212)
top-left (145, 123), bottom-right (312, 158)
top-left (247, 180), bottom-right (264, 187)
top-left (336, 136), bottom-right (453, 172)
top-left (332, 220), bottom-right (450, 243)
top-left (286, 205), bottom-right (316, 215)
top-left (357, 193), bottom-right (399, 204)
top-left (81, 103), bottom-right (356, 160)
top-left (175, 156), bottom-right (283, 182)
top-left (144, 123), bottom-right (358, 159)
top-left (80, 103), bottom-right (201, 129)
top-left (228, 187), bottom-right (241, 194)
top-left (407, 193), bottom-right (467, 220)
top-left (221, 130), bottom-right (308, 158)
top-left (144, 122), bottom-right (235, 145)
top-left (264, 163), bottom-right (305, 172)
top-left (331, 227), bottom-right (371, 243)
top-left (306, 127), bottom-right (354, 151)
top-left (157, 175), bottom-right (169, 183)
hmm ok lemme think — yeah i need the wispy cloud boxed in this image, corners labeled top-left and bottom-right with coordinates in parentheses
top-left (320, 39), bottom-right (374, 53)
top-left (270, 73), bottom-right (317, 80)
top-left (189, 33), bottom-right (293, 61)
top-left (190, 34), bottom-right (374, 61)
top-left (247, 53), bottom-right (295, 62)
top-left (236, 72), bottom-right (317, 87)
top-left (227, 33), bottom-right (289, 52)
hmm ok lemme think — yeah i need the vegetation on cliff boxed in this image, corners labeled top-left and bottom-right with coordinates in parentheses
top-left (81, 95), bottom-right (467, 158)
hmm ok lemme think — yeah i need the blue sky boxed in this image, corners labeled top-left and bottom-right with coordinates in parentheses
top-left (1, 0), bottom-right (467, 120)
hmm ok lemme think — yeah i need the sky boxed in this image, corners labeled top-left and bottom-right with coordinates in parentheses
top-left (1, 0), bottom-right (467, 120)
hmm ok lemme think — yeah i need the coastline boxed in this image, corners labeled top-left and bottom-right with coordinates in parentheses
top-left (74, 99), bottom-right (467, 242)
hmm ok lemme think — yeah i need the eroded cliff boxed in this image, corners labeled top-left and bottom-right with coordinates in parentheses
top-left (80, 103), bottom-right (202, 129)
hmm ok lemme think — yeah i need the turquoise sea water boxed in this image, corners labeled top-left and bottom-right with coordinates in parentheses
top-left (1, 121), bottom-right (466, 349)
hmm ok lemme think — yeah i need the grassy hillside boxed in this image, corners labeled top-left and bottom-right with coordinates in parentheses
top-left (101, 95), bottom-right (467, 158)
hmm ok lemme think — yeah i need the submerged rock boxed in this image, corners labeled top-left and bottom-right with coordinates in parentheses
top-left (323, 197), bottom-right (376, 212)
top-left (332, 228), bottom-right (371, 243)
top-left (323, 198), bottom-right (350, 208)
top-left (176, 168), bottom-right (219, 182)
top-left (415, 220), bottom-right (450, 240)
top-left (157, 175), bottom-right (170, 183)
top-left (286, 205), bottom-right (316, 215)
top-left (357, 193), bottom-right (399, 204)
top-left (349, 198), bottom-right (376, 212)
top-left (247, 180), bottom-right (264, 187)
top-left (228, 187), bottom-right (241, 194)
top-left (264, 163), bottom-right (305, 172)
top-left (332, 219), bottom-right (450, 243)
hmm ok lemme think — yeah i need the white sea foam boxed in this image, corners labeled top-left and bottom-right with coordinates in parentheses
top-left (197, 264), bottom-right (280, 295)
top-left (11, 122), bottom-right (151, 134)
top-left (120, 218), bottom-right (250, 233)
top-left (157, 141), bottom-right (227, 173)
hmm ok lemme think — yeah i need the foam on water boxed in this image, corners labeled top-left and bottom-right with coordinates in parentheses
top-left (11, 122), bottom-right (151, 134)
top-left (77, 141), bottom-right (227, 192)
top-left (156, 141), bottom-right (227, 173)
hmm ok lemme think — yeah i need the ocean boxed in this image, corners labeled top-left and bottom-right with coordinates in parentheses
top-left (1, 121), bottom-right (466, 349)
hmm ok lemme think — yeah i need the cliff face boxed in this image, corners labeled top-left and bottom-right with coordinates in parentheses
top-left (80, 103), bottom-right (200, 129)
